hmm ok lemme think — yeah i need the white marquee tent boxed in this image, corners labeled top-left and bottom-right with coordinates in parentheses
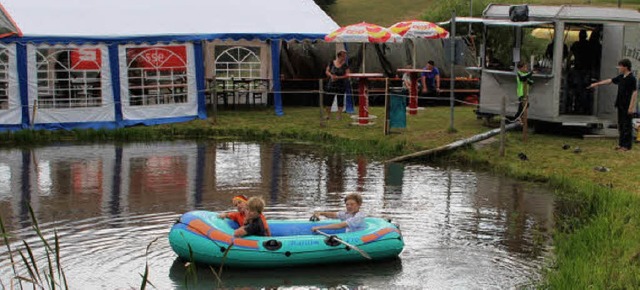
top-left (0, 0), bottom-right (339, 131)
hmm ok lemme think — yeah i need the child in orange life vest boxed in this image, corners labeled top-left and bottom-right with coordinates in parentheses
top-left (218, 194), bottom-right (249, 226)
top-left (234, 196), bottom-right (271, 237)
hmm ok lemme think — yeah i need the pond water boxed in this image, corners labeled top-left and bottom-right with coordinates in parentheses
top-left (0, 141), bottom-right (555, 289)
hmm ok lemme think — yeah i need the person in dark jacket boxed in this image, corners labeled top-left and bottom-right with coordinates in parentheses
top-left (588, 59), bottom-right (638, 151)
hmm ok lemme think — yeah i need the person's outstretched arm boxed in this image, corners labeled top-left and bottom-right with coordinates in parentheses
top-left (588, 78), bottom-right (612, 89)
top-left (313, 211), bottom-right (338, 219)
top-left (312, 221), bottom-right (348, 232)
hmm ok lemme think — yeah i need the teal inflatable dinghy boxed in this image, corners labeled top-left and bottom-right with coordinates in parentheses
top-left (169, 210), bottom-right (404, 267)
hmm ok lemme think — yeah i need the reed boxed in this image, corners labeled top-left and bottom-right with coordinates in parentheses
top-left (0, 214), bottom-right (20, 289)
top-left (0, 203), bottom-right (69, 290)
top-left (139, 237), bottom-right (158, 290)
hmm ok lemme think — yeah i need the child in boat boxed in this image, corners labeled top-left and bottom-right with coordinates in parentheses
top-left (234, 196), bottom-right (271, 237)
top-left (311, 193), bottom-right (366, 233)
top-left (218, 194), bottom-right (249, 226)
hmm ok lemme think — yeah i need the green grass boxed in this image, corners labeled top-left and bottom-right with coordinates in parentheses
top-left (327, 0), bottom-right (640, 26)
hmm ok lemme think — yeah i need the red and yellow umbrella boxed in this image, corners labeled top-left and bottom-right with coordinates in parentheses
top-left (325, 22), bottom-right (402, 43)
top-left (325, 22), bottom-right (402, 73)
top-left (389, 20), bottom-right (449, 39)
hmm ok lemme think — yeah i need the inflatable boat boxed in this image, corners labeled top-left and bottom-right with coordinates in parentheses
top-left (168, 210), bottom-right (404, 268)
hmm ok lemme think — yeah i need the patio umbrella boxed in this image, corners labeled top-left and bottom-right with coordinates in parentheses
top-left (325, 22), bottom-right (402, 72)
top-left (389, 20), bottom-right (449, 67)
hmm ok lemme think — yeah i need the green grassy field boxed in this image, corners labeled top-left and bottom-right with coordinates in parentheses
top-left (328, 0), bottom-right (640, 26)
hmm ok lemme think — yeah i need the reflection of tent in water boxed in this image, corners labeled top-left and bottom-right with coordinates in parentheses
top-left (0, 0), bottom-right (339, 131)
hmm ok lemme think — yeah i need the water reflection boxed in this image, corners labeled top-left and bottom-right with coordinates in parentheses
top-left (168, 257), bottom-right (404, 290)
top-left (0, 142), bottom-right (555, 289)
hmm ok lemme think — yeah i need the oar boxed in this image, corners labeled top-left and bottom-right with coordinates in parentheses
top-left (314, 229), bottom-right (372, 260)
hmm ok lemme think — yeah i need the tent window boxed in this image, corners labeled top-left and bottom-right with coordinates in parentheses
top-left (35, 47), bottom-right (102, 109)
top-left (214, 46), bottom-right (261, 79)
top-left (0, 45), bottom-right (7, 110)
top-left (126, 46), bottom-right (188, 107)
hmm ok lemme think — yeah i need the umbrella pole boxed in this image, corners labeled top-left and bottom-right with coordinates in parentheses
top-left (362, 44), bottom-right (366, 73)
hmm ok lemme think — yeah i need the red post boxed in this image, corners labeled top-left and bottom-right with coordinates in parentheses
top-left (409, 72), bottom-right (418, 115)
top-left (358, 77), bottom-right (369, 125)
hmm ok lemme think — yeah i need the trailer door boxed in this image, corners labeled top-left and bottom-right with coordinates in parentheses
top-left (597, 24), bottom-right (625, 121)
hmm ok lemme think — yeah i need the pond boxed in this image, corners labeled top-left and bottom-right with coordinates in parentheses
top-left (0, 141), bottom-right (555, 289)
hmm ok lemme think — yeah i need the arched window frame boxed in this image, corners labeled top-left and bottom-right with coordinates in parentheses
top-left (35, 47), bottom-right (103, 109)
top-left (214, 46), bottom-right (262, 79)
top-left (125, 46), bottom-right (189, 106)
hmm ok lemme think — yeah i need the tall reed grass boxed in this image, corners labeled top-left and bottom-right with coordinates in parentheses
top-left (0, 204), bottom-right (68, 289)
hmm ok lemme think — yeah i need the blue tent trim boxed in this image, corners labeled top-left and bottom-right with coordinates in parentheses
top-left (108, 44), bottom-right (124, 126)
top-left (121, 115), bottom-right (199, 127)
top-left (16, 42), bottom-right (29, 128)
top-left (193, 42), bottom-right (207, 119)
top-left (32, 121), bottom-right (117, 131)
top-left (343, 43), bottom-right (354, 114)
top-left (0, 33), bottom-right (327, 45)
top-left (270, 40), bottom-right (283, 116)
top-left (0, 124), bottom-right (25, 132)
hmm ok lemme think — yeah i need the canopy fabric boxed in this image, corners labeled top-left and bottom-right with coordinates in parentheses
top-left (1, 0), bottom-right (338, 41)
top-left (0, 3), bottom-right (21, 38)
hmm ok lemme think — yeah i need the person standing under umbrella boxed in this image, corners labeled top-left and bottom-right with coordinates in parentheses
top-left (421, 60), bottom-right (440, 106)
top-left (324, 49), bottom-right (351, 120)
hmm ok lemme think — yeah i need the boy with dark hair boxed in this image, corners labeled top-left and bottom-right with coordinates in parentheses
top-left (421, 60), bottom-right (440, 106)
top-left (588, 59), bottom-right (638, 151)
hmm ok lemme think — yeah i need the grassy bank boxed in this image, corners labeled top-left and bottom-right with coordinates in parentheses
top-left (2, 106), bottom-right (640, 287)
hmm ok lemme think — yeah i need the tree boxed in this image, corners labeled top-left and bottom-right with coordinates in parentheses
top-left (314, 0), bottom-right (336, 13)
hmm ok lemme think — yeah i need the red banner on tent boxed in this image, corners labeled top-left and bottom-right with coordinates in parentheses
top-left (70, 48), bottom-right (101, 70)
top-left (127, 46), bottom-right (187, 71)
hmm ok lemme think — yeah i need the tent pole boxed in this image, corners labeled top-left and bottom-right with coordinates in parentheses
top-left (449, 11), bottom-right (456, 132)
top-left (413, 40), bottom-right (417, 68)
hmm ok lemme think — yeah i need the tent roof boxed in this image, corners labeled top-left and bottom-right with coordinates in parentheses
top-left (0, 3), bottom-right (21, 38)
top-left (1, 0), bottom-right (339, 41)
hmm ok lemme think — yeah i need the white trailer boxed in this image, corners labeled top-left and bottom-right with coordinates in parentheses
top-left (455, 5), bottom-right (640, 129)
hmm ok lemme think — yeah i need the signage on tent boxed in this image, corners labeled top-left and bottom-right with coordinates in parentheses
top-left (71, 48), bottom-right (101, 70)
top-left (127, 46), bottom-right (187, 71)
